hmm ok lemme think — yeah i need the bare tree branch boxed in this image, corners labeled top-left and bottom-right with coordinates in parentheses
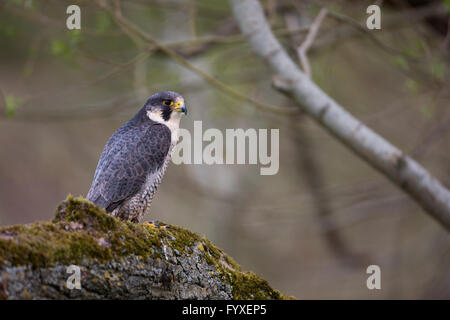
top-left (229, 0), bottom-right (450, 231)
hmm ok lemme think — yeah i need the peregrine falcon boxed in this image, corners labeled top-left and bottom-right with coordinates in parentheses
top-left (87, 91), bottom-right (187, 223)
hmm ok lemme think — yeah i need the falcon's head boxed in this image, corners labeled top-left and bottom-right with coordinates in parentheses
top-left (145, 91), bottom-right (187, 123)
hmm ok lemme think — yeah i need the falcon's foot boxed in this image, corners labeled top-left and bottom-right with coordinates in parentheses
top-left (143, 220), bottom-right (170, 230)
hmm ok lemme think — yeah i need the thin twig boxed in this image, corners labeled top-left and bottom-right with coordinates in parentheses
top-left (443, 16), bottom-right (450, 51)
top-left (15, 51), bottom-right (150, 112)
top-left (96, 0), bottom-right (298, 115)
top-left (154, 25), bottom-right (311, 59)
top-left (188, 0), bottom-right (197, 38)
top-left (0, 87), bottom-right (6, 118)
top-left (0, 95), bottom-right (137, 123)
top-left (297, 8), bottom-right (328, 78)
top-left (327, 10), bottom-right (414, 58)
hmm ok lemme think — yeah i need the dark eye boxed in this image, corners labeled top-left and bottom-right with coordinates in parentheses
top-left (163, 99), bottom-right (173, 106)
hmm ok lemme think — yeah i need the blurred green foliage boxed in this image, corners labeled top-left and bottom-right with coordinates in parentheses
top-left (4, 95), bottom-right (22, 118)
top-left (405, 78), bottom-right (419, 93)
top-left (11, 0), bottom-right (35, 9)
top-left (443, 0), bottom-right (450, 12)
top-left (95, 11), bottom-right (113, 35)
top-left (392, 55), bottom-right (408, 71)
top-left (431, 60), bottom-right (445, 81)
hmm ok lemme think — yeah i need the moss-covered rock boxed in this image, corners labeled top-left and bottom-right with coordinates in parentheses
top-left (0, 196), bottom-right (291, 300)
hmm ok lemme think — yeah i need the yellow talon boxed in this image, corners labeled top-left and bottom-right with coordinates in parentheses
top-left (143, 221), bottom-right (169, 230)
top-left (143, 221), bottom-right (156, 227)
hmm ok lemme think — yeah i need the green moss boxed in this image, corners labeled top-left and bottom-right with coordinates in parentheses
top-left (0, 222), bottom-right (110, 267)
top-left (1, 196), bottom-right (166, 267)
top-left (0, 195), bottom-right (292, 299)
top-left (199, 245), bottom-right (292, 299)
top-left (186, 237), bottom-right (292, 299)
top-left (230, 271), bottom-right (291, 300)
top-left (53, 195), bottom-right (118, 232)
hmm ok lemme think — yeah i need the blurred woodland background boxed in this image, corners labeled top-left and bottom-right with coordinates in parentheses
top-left (1, 0), bottom-right (450, 299)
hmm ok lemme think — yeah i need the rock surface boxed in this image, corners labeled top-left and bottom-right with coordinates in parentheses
top-left (0, 196), bottom-right (290, 300)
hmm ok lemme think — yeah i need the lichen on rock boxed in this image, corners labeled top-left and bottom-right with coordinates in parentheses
top-left (0, 196), bottom-right (291, 300)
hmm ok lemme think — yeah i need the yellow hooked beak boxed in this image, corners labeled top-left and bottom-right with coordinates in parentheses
top-left (174, 99), bottom-right (187, 115)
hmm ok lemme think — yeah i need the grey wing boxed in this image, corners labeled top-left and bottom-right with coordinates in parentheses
top-left (91, 126), bottom-right (126, 185)
top-left (87, 123), bottom-right (172, 212)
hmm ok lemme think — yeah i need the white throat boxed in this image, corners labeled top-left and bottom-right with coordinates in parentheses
top-left (147, 110), bottom-right (181, 145)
